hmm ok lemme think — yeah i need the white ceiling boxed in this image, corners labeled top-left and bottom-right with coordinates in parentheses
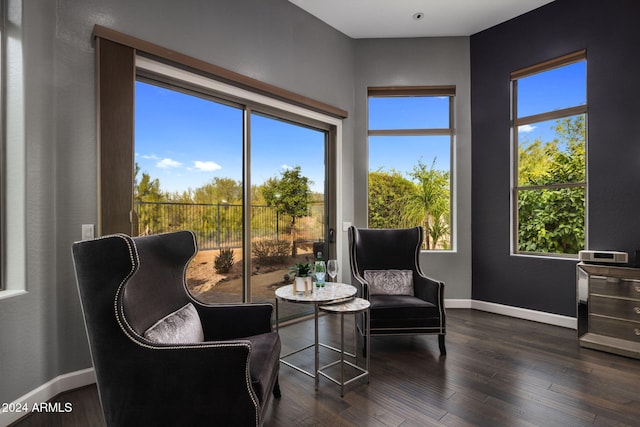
top-left (288, 0), bottom-right (555, 38)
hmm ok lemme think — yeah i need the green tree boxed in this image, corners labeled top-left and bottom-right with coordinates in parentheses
top-left (368, 170), bottom-right (414, 229)
top-left (518, 139), bottom-right (552, 185)
top-left (194, 177), bottom-right (242, 204)
top-left (190, 177), bottom-right (242, 246)
top-left (133, 163), bottom-right (166, 235)
top-left (517, 115), bottom-right (585, 254)
top-left (251, 184), bottom-right (266, 205)
top-left (166, 190), bottom-right (195, 203)
top-left (402, 159), bottom-right (450, 249)
top-left (262, 166), bottom-right (312, 256)
top-left (427, 202), bottom-right (450, 250)
top-left (134, 163), bottom-right (164, 202)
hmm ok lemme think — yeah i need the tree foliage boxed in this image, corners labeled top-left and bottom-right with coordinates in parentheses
top-left (403, 159), bottom-right (450, 249)
top-left (368, 159), bottom-right (451, 250)
top-left (368, 170), bottom-right (414, 229)
top-left (132, 163), bottom-right (321, 249)
top-left (517, 115), bottom-right (585, 254)
top-left (134, 163), bottom-right (163, 202)
top-left (262, 166), bottom-right (312, 219)
top-left (194, 177), bottom-right (242, 204)
top-left (262, 166), bottom-right (312, 256)
top-left (134, 163), bottom-right (165, 234)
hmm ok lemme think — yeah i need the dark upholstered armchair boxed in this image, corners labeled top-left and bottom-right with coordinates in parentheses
top-left (72, 230), bottom-right (280, 427)
top-left (348, 226), bottom-right (446, 355)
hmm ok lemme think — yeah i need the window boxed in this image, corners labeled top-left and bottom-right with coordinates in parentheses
top-left (0, 0), bottom-right (4, 291)
top-left (0, 0), bottom-right (27, 298)
top-left (134, 76), bottom-right (330, 315)
top-left (511, 51), bottom-right (587, 256)
top-left (367, 86), bottom-right (455, 250)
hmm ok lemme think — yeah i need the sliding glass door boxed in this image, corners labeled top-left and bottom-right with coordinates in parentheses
top-left (250, 112), bottom-right (328, 318)
top-left (134, 79), bottom-right (331, 313)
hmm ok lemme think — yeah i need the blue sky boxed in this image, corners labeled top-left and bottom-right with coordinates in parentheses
top-left (517, 60), bottom-right (586, 145)
top-left (369, 135), bottom-right (451, 175)
top-left (368, 96), bottom-right (451, 175)
top-left (135, 60), bottom-right (585, 193)
top-left (135, 82), bottom-right (325, 194)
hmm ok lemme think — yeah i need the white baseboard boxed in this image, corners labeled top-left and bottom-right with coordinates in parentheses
top-left (0, 368), bottom-right (96, 426)
top-left (444, 299), bottom-right (472, 308)
top-left (444, 298), bottom-right (576, 329)
top-left (469, 300), bottom-right (577, 329)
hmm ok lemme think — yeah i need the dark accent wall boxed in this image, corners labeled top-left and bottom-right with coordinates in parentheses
top-left (471, 0), bottom-right (640, 316)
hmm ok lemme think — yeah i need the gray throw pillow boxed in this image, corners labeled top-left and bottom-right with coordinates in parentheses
top-left (363, 269), bottom-right (414, 296)
top-left (144, 302), bottom-right (204, 344)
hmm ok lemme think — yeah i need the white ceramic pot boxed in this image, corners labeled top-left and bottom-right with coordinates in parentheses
top-left (294, 276), bottom-right (312, 295)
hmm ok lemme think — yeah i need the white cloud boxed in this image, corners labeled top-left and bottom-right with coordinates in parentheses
top-left (135, 153), bottom-right (161, 160)
top-left (519, 124), bottom-right (536, 133)
top-left (193, 160), bottom-right (222, 172)
top-left (281, 164), bottom-right (293, 170)
top-left (157, 158), bottom-right (182, 169)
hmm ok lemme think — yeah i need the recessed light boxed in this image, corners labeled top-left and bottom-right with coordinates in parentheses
top-left (413, 12), bottom-right (424, 21)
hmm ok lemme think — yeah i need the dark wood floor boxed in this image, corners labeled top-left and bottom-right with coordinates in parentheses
top-left (12, 309), bottom-right (640, 426)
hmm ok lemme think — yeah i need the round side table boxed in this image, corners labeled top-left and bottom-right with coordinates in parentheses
top-left (275, 283), bottom-right (357, 390)
top-left (318, 297), bottom-right (370, 397)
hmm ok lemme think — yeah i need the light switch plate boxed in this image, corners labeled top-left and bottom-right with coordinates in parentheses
top-left (342, 221), bottom-right (352, 232)
top-left (82, 224), bottom-right (95, 240)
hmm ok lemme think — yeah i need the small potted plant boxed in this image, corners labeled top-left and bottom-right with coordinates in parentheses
top-left (289, 262), bottom-right (313, 295)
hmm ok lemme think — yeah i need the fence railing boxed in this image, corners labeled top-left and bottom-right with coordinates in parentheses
top-left (134, 201), bottom-right (325, 250)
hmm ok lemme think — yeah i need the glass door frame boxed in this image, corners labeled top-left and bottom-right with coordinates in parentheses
top-left (135, 56), bottom-right (342, 303)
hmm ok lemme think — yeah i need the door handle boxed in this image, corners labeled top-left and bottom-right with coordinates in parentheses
top-left (329, 228), bottom-right (335, 243)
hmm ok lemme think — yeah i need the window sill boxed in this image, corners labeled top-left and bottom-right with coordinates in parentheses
top-left (0, 289), bottom-right (28, 301)
top-left (511, 252), bottom-right (578, 261)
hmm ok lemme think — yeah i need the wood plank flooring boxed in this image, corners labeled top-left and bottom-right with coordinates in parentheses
top-left (11, 309), bottom-right (640, 426)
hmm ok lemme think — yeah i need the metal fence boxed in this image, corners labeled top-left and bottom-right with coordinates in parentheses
top-left (134, 201), bottom-right (325, 250)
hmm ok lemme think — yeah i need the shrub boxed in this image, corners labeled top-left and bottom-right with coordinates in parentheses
top-left (214, 248), bottom-right (235, 274)
top-left (252, 240), bottom-right (291, 265)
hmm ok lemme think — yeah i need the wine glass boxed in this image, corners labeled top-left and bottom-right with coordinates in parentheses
top-left (327, 259), bottom-right (338, 283)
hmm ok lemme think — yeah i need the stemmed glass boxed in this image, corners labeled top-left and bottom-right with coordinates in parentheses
top-left (327, 259), bottom-right (338, 283)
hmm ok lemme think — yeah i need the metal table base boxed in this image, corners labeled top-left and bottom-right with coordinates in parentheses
top-left (317, 298), bottom-right (370, 396)
top-left (275, 283), bottom-right (357, 390)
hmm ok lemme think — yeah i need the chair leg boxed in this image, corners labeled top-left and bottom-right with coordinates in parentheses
top-left (360, 312), bottom-right (369, 358)
top-left (362, 334), bottom-right (368, 358)
top-left (438, 334), bottom-right (446, 356)
top-left (273, 377), bottom-right (282, 398)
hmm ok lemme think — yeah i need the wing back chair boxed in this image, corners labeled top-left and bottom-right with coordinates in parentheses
top-left (348, 226), bottom-right (446, 355)
top-left (72, 230), bottom-right (280, 427)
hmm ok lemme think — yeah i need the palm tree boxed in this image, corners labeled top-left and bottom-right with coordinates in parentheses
top-left (427, 202), bottom-right (450, 249)
top-left (402, 159), bottom-right (450, 249)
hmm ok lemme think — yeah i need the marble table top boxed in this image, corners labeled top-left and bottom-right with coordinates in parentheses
top-left (275, 282), bottom-right (357, 305)
top-left (319, 297), bottom-right (370, 313)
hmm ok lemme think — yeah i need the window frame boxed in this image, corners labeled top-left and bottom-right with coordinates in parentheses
top-left (133, 65), bottom-right (339, 301)
top-left (0, 0), bottom-right (5, 291)
top-left (0, 0), bottom-right (27, 299)
top-left (510, 50), bottom-right (587, 258)
top-left (367, 86), bottom-right (456, 251)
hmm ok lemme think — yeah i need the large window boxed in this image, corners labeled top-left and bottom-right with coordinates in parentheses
top-left (95, 27), bottom-right (347, 322)
top-left (0, 0), bottom-right (4, 291)
top-left (1, 0), bottom-right (26, 297)
top-left (511, 51), bottom-right (587, 256)
top-left (134, 76), bottom-right (329, 318)
top-left (89, 28), bottom-right (346, 323)
top-left (367, 86), bottom-right (455, 250)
